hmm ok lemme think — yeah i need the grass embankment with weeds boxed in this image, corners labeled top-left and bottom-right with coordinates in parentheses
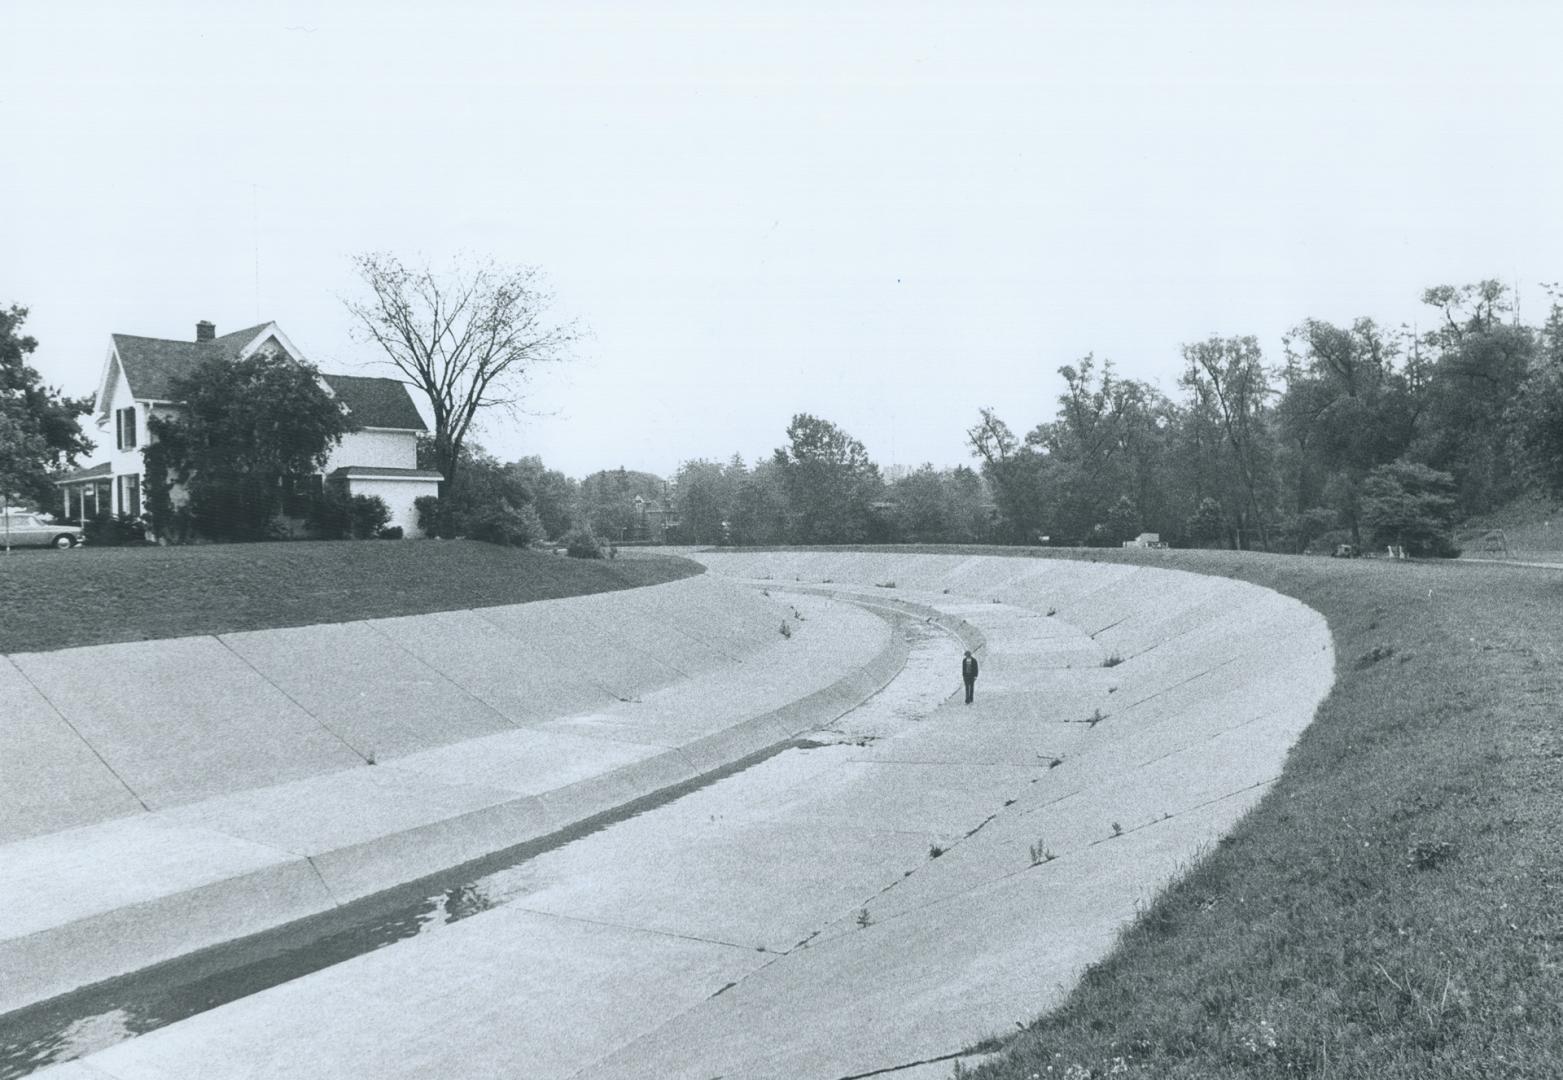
top-left (1, 540), bottom-right (699, 654)
top-left (929, 547), bottom-right (1562, 1079)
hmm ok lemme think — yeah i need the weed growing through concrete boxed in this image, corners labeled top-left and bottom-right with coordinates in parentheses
top-left (779, 621), bottom-right (792, 638)
top-left (856, 908), bottom-right (872, 929)
top-left (875, 581), bottom-right (896, 589)
top-left (1029, 839), bottom-right (1057, 865)
top-left (1046, 607), bottom-right (1057, 616)
top-left (1111, 822), bottom-right (1123, 837)
top-left (929, 844), bottom-right (945, 858)
top-left (1050, 756), bottom-right (1064, 768)
top-left (1101, 653), bottom-right (1124, 668)
top-left (1086, 709), bottom-right (1105, 728)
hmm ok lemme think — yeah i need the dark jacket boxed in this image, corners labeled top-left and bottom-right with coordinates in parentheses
top-left (962, 654), bottom-right (979, 680)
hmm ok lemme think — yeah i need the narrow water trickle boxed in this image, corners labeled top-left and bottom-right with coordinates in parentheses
top-left (0, 610), bottom-right (966, 1079)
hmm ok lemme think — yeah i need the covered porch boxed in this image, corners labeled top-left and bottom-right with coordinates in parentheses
top-left (55, 463), bottom-right (140, 524)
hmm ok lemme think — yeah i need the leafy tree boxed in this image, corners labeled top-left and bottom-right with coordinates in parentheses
top-left (1359, 460), bottom-right (1460, 557)
top-left (673, 458), bottom-right (741, 544)
top-left (1411, 281), bottom-right (1534, 515)
top-left (772, 414), bottom-right (883, 543)
top-left (1104, 495), bottom-right (1142, 545)
top-left (0, 305), bottom-right (93, 510)
top-left (888, 465), bottom-right (989, 544)
top-left (1180, 335), bottom-right (1278, 550)
top-left (1277, 317), bottom-right (1419, 545)
top-left (506, 456), bottom-right (576, 539)
top-left (416, 439), bottom-right (576, 541)
top-left (967, 407), bottom-right (1047, 543)
top-left (148, 350), bottom-right (355, 540)
top-left (345, 252), bottom-right (580, 491)
top-left (1517, 288), bottom-right (1563, 497)
top-left (578, 467), bottom-right (668, 541)
top-left (1027, 359), bottom-right (1175, 543)
top-left (728, 458), bottom-right (788, 545)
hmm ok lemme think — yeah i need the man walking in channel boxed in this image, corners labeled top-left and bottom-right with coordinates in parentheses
top-left (962, 649), bottom-right (979, 704)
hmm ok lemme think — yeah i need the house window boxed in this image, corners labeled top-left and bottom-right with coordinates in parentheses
top-left (119, 474), bottom-right (141, 519)
top-left (116, 406), bottom-right (138, 450)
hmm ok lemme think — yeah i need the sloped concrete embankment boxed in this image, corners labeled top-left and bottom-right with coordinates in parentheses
top-left (0, 574), bottom-right (913, 1016)
top-left (565, 549), bottom-right (1336, 1078)
top-left (19, 553), bottom-right (1337, 1080)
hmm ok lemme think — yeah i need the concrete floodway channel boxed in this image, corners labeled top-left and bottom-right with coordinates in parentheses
top-left (1, 552), bottom-right (1335, 1080)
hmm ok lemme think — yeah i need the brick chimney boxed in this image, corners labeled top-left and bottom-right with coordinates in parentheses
top-left (196, 320), bottom-right (216, 342)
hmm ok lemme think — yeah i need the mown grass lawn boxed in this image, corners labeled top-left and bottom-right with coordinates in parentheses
top-left (0, 540), bottom-right (700, 654)
top-left (919, 547), bottom-right (1563, 1080)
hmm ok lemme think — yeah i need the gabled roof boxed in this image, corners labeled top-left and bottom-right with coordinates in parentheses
top-left (111, 323), bottom-right (272, 401)
top-left (55, 462), bottom-right (115, 485)
top-left (320, 374), bottom-right (428, 432)
top-left (100, 323), bottom-right (427, 433)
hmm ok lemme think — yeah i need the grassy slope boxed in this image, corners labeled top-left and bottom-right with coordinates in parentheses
top-left (1457, 494), bottom-right (1563, 562)
top-left (921, 548), bottom-right (1563, 1079)
top-left (0, 541), bottom-right (700, 654)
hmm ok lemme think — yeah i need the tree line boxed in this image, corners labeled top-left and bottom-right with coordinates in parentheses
top-left (660, 280), bottom-right (1563, 556)
top-left (8, 274), bottom-right (1563, 555)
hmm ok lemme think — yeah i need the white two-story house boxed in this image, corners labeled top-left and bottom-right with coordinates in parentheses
top-left (56, 320), bottom-right (443, 538)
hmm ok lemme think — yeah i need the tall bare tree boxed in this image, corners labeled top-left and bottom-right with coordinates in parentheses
top-left (345, 253), bottom-right (580, 489)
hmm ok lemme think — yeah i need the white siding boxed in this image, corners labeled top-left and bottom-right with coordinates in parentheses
top-left (343, 476), bottom-right (440, 538)
top-left (77, 361), bottom-right (153, 516)
top-left (327, 429), bottom-right (419, 471)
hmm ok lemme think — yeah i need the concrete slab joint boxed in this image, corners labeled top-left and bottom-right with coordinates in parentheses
top-left (7, 553), bottom-right (1335, 1080)
top-left (0, 574), bottom-right (920, 1016)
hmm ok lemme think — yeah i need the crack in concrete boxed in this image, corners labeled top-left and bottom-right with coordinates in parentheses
top-left (365, 619), bottom-right (522, 728)
top-left (213, 636), bottom-right (370, 764)
top-left (4, 655), bottom-right (151, 814)
top-left (838, 777), bottom-right (1285, 936)
top-left (832, 1048), bottom-right (968, 1078)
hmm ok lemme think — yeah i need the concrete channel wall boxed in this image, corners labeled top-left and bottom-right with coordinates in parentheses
top-left (3, 551), bottom-right (1335, 1062)
top-left (15, 552), bottom-right (1338, 1080)
top-left (0, 573), bottom-right (911, 1015)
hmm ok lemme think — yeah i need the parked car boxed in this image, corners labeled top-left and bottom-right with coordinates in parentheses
top-left (1, 511), bottom-right (85, 548)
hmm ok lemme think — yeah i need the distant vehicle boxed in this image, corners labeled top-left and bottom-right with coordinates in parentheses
top-left (1, 511), bottom-right (85, 549)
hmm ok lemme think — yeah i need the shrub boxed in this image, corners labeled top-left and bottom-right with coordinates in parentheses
top-left (564, 527), bottom-right (604, 559)
top-left (414, 495), bottom-right (463, 539)
top-left (378, 525), bottom-right (403, 540)
top-left (186, 475), bottom-right (279, 541)
top-left (83, 512), bottom-right (147, 547)
top-left (307, 487), bottom-right (391, 540)
top-left (468, 500), bottom-right (546, 547)
top-left (348, 495), bottom-right (390, 539)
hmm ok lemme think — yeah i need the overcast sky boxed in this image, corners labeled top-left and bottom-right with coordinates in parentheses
top-left (5, 1), bottom-right (1561, 480)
